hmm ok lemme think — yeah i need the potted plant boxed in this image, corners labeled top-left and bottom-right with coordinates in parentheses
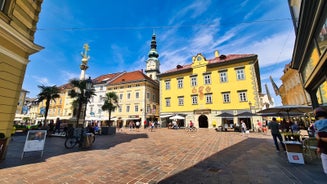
top-left (101, 92), bottom-right (118, 135)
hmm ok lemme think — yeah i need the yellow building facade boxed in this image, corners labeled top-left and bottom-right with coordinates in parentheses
top-left (0, 0), bottom-right (43, 141)
top-left (159, 51), bottom-right (262, 129)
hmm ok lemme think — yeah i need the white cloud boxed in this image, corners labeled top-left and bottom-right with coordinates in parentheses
top-left (233, 30), bottom-right (295, 67)
top-left (61, 71), bottom-right (80, 81)
top-left (32, 76), bottom-right (51, 86)
top-left (168, 0), bottom-right (212, 24)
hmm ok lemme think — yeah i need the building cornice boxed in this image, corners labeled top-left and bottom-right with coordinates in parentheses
top-left (0, 19), bottom-right (44, 55)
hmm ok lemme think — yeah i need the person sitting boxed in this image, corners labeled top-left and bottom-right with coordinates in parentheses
top-left (291, 121), bottom-right (300, 134)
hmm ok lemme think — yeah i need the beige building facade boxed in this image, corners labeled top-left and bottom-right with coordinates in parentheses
top-left (279, 64), bottom-right (311, 105)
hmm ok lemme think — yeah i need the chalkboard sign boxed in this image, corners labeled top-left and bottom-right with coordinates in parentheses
top-left (21, 130), bottom-right (47, 159)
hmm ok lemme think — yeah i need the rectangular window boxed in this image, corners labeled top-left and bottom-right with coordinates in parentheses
top-left (219, 71), bottom-right (228, 83)
top-left (0, 1), bottom-right (4, 11)
top-left (165, 98), bottom-right (171, 107)
top-left (146, 92), bottom-right (150, 99)
top-left (127, 93), bottom-right (131, 99)
top-left (191, 76), bottom-right (197, 86)
top-left (317, 18), bottom-right (327, 54)
top-left (238, 91), bottom-right (247, 102)
top-left (135, 92), bottom-right (139, 98)
top-left (204, 74), bottom-right (211, 85)
top-left (0, 0), bottom-right (6, 11)
top-left (126, 105), bottom-right (130, 112)
top-left (165, 80), bottom-right (171, 90)
top-left (178, 96), bottom-right (184, 106)
top-left (100, 86), bottom-right (103, 91)
top-left (146, 105), bottom-right (151, 113)
top-left (205, 94), bottom-right (212, 104)
top-left (177, 78), bottom-right (183, 89)
top-left (119, 94), bottom-right (123, 100)
top-left (128, 85), bottom-right (132, 88)
top-left (135, 105), bottom-right (139, 112)
top-left (191, 95), bottom-right (198, 105)
top-left (222, 92), bottom-right (230, 103)
top-left (236, 68), bottom-right (245, 80)
top-left (119, 105), bottom-right (122, 112)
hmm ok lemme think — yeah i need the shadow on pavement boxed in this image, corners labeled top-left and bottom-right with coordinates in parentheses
top-left (0, 132), bottom-right (148, 169)
top-left (159, 137), bottom-right (327, 184)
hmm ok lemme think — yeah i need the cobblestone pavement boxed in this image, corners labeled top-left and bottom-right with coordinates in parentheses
top-left (0, 128), bottom-right (326, 184)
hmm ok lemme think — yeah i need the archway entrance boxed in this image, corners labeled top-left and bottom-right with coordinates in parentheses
top-left (198, 115), bottom-right (208, 128)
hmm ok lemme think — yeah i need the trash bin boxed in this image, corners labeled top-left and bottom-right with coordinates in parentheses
top-left (82, 133), bottom-right (94, 148)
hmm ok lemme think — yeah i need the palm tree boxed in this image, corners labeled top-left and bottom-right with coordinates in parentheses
top-left (37, 85), bottom-right (61, 125)
top-left (102, 92), bottom-right (119, 126)
top-left (68, 78), bottom-right (95, 127)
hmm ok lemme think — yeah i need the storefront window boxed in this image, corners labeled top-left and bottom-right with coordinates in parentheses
top-left (316, 81), bottom-right (327, 105)
top-left (317, 17), bottom-right (327, 54)
top-left (302, 46), bottom-right (319, 83)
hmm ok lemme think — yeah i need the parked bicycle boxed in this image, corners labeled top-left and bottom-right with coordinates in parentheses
top-left (185, 126), bottom-right (197, 132)
top-left (64, 127), bottom-right (95, 149)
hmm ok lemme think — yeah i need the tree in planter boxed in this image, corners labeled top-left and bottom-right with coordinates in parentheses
top-left (68, 78), bottom-right (95, 127)
top-left (101, 92), bottom-right (119, 126)
top-left (37, 85), bottom-right (60, 125)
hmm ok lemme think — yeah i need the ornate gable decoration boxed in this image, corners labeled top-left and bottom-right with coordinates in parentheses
top-left (191, 53), bottom-right (208, 69)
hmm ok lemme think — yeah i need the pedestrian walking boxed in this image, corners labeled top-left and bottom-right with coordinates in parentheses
top-left (268, 117), bottom-right (286, 152)
top-left (241, 120), bottom-right (247, 135)
top-left (117, 117), bottom-right (123, 132)
top-left (135, 121), bottom-right (140, 131)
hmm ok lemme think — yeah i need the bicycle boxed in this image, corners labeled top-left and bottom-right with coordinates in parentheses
top-left (185, 126), bottom-right (197, 132)
top-left (64, 127), bottom-right (95, 149)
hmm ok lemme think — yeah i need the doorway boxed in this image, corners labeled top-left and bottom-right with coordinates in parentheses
top-left (198, 115), bottom-right (208, 128)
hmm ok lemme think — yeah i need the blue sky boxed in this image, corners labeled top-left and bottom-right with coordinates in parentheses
top-left (23, 0), bottom-right (295, 106)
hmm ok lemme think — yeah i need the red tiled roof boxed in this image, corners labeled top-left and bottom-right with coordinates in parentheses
top-left (161, 54), bottom-right (256, 74)
top-left (93, 72), bottom-right (124, 84)
top-left (58, 83), bottom-right (72, 90)
top-left (109, 70), bottom-right (154, 85)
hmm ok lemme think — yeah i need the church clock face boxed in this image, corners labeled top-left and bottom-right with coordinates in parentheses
top-left (148, 60), bottom-right (156, 70)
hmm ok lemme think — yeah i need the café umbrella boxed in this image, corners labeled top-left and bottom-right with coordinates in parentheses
top-left (256, 105), bottom-right (313, 119)
top-left (169, 115), bottom-right (185, 120)
top-left (216, 112), bottom-right (234, 118)
top-left (236, 111), bottom-right (256, 118)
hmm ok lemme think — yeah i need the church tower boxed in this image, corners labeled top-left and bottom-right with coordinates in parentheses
top-left (145, 33), bottom-right (160, 81)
